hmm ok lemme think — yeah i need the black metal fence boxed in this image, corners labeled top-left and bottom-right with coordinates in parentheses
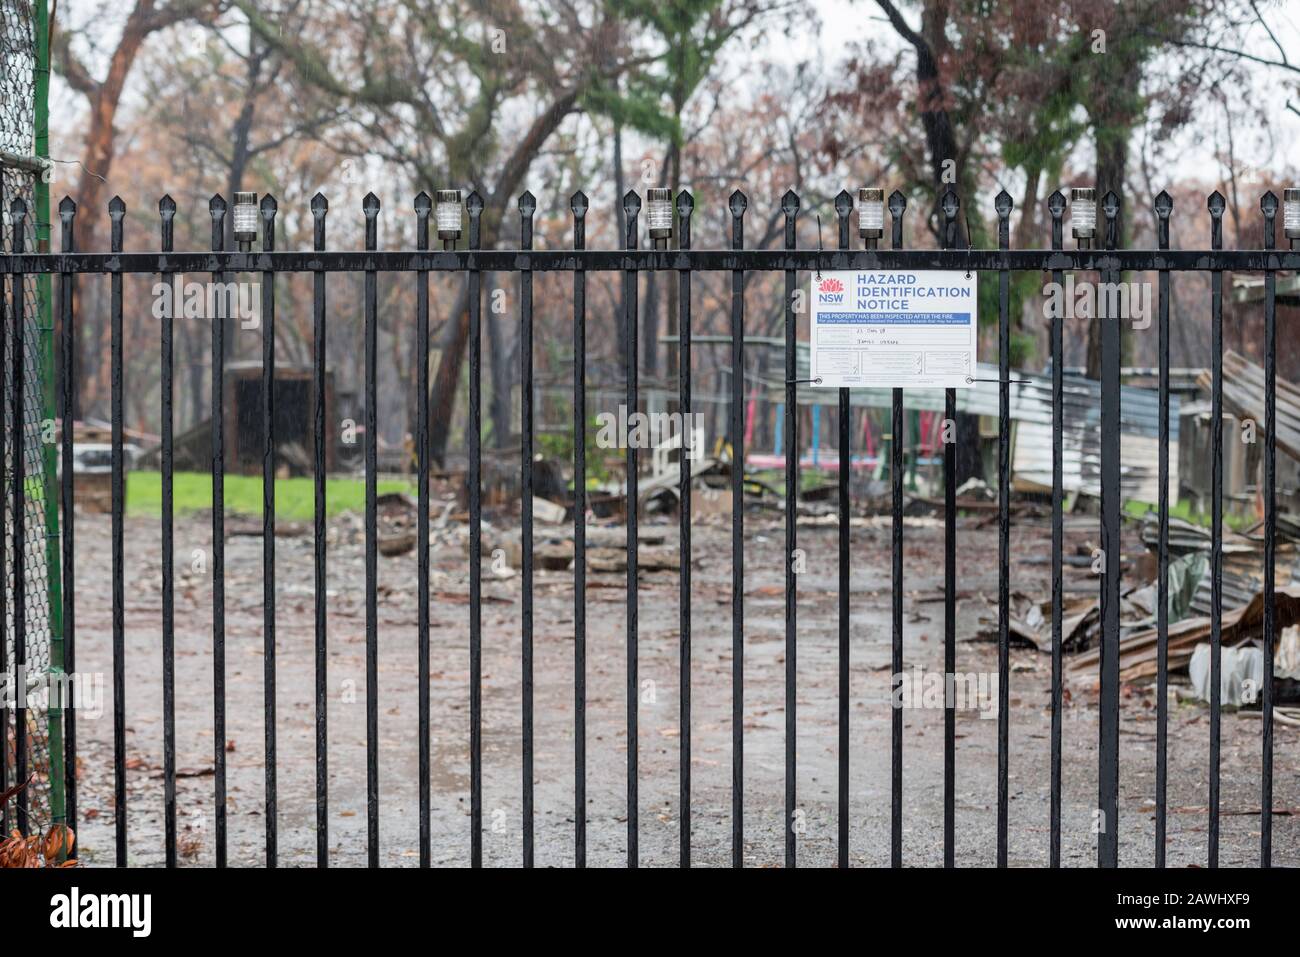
top-left (0, 183), bottom-right (1291, 868)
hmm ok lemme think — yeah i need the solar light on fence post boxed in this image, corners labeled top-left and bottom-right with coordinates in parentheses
top-left (435, 190), bottom-right (462, 250)
top-left (857, 187), bottom-right (884, 241)
top-left (646, 188), bottom-right (673, 249)
top-left (1285, 188), bottom-right (1300, 249)
top-left (233, 191), bottom-right (259, 251)
top-left (1070, 187), bottom-right (1096, 249)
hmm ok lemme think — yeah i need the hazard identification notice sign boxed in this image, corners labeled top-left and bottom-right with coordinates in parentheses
top-left (809, 270), bottom-right (977, 389)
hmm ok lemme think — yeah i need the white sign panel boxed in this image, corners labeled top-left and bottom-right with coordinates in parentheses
top-left (810, 270), bottom-right (977, 388)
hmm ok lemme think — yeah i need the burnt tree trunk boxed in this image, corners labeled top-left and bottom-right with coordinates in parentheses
top-left (486, 272), bottom-right (513, 449)
top-left (613, 121), bottom-right (628, 374)
top-left (643, 250), bottom-right (659, 379)
top-left (427, 90), bottom-right (579, 464)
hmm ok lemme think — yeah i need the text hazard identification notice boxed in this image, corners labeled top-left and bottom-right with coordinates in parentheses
top-left (810, 270), bottom-right (977, 388)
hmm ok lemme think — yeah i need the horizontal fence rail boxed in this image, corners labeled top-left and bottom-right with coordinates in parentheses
top-left (0, 185), bottom-right (1289, 869)
top-left (2, 250), bottom-right (1298, 274)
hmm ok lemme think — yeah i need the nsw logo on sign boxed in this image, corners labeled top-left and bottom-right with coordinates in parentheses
top-left (817, 277), bottom-right (845, 303)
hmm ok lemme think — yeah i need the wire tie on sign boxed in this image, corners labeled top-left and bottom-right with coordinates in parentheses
top-left (788, 377), bottom-right (823, 385)
top-left (965, 376), bottom-right (1032, 385)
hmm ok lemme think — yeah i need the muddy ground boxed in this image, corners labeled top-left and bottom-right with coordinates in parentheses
top-left (66, 500), bottom-right (1298, 867)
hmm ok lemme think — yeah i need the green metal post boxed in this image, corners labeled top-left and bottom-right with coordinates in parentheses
top-left (34, 0), bottom-right (67, 841)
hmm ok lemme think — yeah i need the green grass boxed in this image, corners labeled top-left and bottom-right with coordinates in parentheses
top-left (1123, 498), bottom-right (1253, 532)
top-left (127, 471), bottom-right (417, 520)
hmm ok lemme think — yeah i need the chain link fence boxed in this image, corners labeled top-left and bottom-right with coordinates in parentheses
top-left (1, 0), bottom-right (56, 834)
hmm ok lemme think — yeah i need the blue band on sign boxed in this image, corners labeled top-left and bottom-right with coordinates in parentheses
top-left (816, 312), bottom-right (971, 324)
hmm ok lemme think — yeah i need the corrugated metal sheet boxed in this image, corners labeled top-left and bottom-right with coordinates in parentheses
top-left (1210, 350), bottom-right (1300, 461)
top-left (761, 344), bottom-right (1179, 502)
